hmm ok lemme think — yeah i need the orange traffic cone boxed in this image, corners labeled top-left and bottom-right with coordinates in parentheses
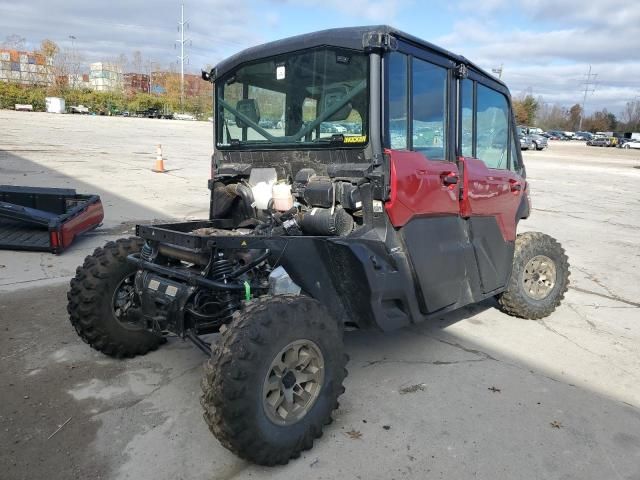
top-left (152, 144), bottom-right (166, 173)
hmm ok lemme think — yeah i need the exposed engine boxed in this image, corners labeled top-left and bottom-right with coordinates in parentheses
top-left (132, 167), bottom-right (364, 339)
top-left (209, 167), bottom-right (362, 238)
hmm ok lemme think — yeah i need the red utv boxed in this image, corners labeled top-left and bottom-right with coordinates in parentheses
top-left (67, 26), bottom-right (569, 465)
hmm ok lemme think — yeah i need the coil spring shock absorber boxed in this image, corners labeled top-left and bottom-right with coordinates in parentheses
top-left (190, 255), bottom-right (240, 334)
top-left (140, 242), bottom-right (153, 261)
top-left (210, 257), bottom-right (234, 280)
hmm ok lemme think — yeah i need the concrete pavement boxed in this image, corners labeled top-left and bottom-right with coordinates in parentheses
top-left (1, 111), bottom-right (639, 479)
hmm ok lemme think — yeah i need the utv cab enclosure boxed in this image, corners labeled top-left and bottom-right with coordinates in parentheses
top-left (68, 26), bottom-right (569, 466)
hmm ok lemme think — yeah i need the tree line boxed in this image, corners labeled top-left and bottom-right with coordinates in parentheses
top-left (512, 93), bottom-right (640, 133)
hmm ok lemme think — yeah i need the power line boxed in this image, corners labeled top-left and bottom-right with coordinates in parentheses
top-left (579, 65), bottom-right (598, 130)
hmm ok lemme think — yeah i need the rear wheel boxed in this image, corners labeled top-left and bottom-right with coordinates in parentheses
top-left (497, 232), bottom-right (569, 319)
top-left (201, 295), bottom-right (347, 465)
top-left (67, 237), bottom-right (165, 358)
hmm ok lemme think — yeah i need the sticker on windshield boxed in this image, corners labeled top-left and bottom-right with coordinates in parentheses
top-left (276, 65), bottom-right (285, 80)
top-left (343, 135), bottom-right (367, 144)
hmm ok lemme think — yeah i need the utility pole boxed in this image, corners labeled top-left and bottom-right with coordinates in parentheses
top-left (68, 35), bottom-right (77, 88)
top-left (579, 65), bottom-right (598, 130)
top-left (176, 2), bottom-right (189, 112)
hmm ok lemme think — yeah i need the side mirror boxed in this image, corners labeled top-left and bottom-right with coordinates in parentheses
top-left (201, 68), bottom-right (215, 82)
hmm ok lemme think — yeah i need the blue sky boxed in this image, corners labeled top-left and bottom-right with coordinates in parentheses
top-left (1, 0), bottom-right (639, 115)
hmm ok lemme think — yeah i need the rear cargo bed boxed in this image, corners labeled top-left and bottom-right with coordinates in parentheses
top-left (0, 185), bottom-right (104, 253)
top-left (0, 218), bottom-right (51, 251)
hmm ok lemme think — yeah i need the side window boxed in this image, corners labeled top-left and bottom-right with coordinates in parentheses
top-left (460, 78), bottom-right (473, 157)
top-left (388, 52), bottom-right (408, 149)
top-left (412, 57), bottom-right (447, 160)
top-left (476, 84), bottom-right (509, 169)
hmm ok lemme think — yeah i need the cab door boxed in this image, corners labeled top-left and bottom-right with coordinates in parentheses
top-left (384, 49), bottom-right (475, 313)
top-left (457, 76), bottom-right (526, 293)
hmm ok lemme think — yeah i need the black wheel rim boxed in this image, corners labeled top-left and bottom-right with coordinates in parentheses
top-left (111, 273), bottom-right (143, 330)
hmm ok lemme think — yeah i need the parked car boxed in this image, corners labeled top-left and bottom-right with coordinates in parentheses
top-left (622, 139), bottom-right (640, 149)
top-left (587, 137), bottom-right (611, 147)
top-left (519, 134), bottom-right (535, 150)
top-left (319, 122), bottom-right (347, 134)
top-left (69, 105), bottom-right (90, 114)
top-left (258, 119), bottom-right (277, 129)
top-left (174, 113), bottom-right (196, 121)
top-left (545, 130), bottom-right (568, 140)
top-left (530, 134), bottom-right (548, 150)
top-left (574, 131), bottom-right (593, 141)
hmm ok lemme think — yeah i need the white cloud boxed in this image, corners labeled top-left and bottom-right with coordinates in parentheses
top-left (1, 0), bottom-right (637, 115)
top-left (269, 0), bottom-right (410, 22)
top-left (0, 0), bottom-right (259, 72)
top-left (434, 3), bottom-right (640, 114)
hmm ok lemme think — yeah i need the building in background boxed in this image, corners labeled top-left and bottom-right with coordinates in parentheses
top-left (0, 49), bottom-right (54, 86)
top-left (123, 73), bottom-right (150, 94)
top-left (89, 62), bottom-right (123, 92)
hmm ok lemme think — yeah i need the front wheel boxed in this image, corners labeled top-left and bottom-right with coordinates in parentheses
top-left (201, 295), bottom-right (347, 465)
top-left (67, 237), bottom-right (165, 358)
top-left (497, 232), bottom-right (570, 319)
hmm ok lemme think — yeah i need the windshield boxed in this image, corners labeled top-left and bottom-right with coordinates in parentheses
top-left (216, 48), bottom-right (369, 149)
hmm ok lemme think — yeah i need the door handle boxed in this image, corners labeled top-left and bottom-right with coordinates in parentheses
top-left (442, 173), bottom-right (459, 186)
top-left (509, 179), bottom-right (522, 192)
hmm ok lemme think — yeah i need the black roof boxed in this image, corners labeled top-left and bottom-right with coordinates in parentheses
top-left (213, 25), bottom-right (505, 89)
